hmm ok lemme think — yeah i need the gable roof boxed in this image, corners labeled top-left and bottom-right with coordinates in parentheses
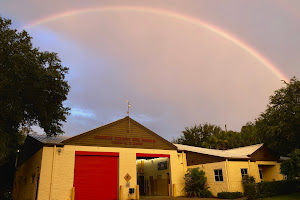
top-left (26, 117), bottom-right (176, 150)
top-left (62, 116), bottom-right (177, 150)
top-left (174, 144), bottom-right (249, 159)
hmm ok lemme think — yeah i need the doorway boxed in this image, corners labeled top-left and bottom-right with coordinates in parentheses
top-left (136, 153), bottom-right (170, 197)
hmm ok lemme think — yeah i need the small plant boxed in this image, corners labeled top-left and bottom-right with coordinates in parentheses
top-left (217, 192), bottom-right (243, 199)
top-left (242, 175), bottom-right (257, 200)
top-left (184, 167), bottom-right (212, 197)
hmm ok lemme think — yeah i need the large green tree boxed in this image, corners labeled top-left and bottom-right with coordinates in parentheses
top-left (172, 123), bottom-right (223, 148)
top-left (280, 149), bottom-right (300, 179)
top-left (0, 17), bottom-right (70, 198)
top-left (255, 77), bottom-right (300, 156)
top-left (173, 122), bottom-right (258, 150)
top-left (239, 122), bottom-right (261, 146)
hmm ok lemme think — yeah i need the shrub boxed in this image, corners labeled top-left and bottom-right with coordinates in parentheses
top-left (257, 179), bottom-right (300, 198)
top-left (242, 176), bottom-right (300, 200)
top-left (184, 167), bottom-right (212, 197)
top-left (200, 189), bottom-right (213, 198)
top-left (217, 192), bottom-right (243, 199)
top-left (242, 176), bottom-right (257, 200)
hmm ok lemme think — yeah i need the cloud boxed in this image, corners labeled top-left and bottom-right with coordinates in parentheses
top-left (25, 10), bottom-right (284, 140)
top-left (70, 107), bottom-right (96, 118)
top-left (2, 0), bottom-right (300, 140)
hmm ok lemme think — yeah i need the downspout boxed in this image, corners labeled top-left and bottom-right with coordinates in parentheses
top-left (248, 160), bottom-right (251, 176)
top-left (49, 145), bottom-right (56, 200)
top-left (225, 159), bottom-right (230, 192)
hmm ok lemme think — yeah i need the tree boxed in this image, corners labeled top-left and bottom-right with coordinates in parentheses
top-left (172, 123), bottom-right (252, 150)
top-left (0, 17), bottom-right (70, 198)
top-left (0, 17), bottom-right (70, 163)
top-left (212, 130), bottom-right (242, 149)
top-left (172, 123), bottom-right (223, 148)
top-left (281, 149), bottom-right (300, 179)
top-left (240, 122), bottom-right (261, 146)
top-left (255, 77), bottom-right (300, 155)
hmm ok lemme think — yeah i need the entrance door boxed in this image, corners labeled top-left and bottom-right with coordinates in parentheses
top-left (74, 152), bottom-right (119, 200)
top-left (149, 176), bottom-right (154, 195)
top-left (138, 176), bottom-right (145, 195)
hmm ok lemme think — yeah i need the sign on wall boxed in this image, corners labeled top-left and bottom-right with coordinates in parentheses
top-left (94, 135), bottom-right (156, 145)
top-left (158, 161), bottom-right (168, 170)
top-left (124, 173), bottom-right (132, 182)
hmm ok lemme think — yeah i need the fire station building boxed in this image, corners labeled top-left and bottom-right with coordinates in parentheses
top-left (13, 116), bottom-right (284, 200)
top-left (13, 117), bottom-right (187, 200)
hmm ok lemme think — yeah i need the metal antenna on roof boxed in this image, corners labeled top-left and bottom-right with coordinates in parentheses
top-left (127, 100), bottom-right (131, 131)
top-left (225, 114), bottom-right (228, 133)
top-left (127, 100), bottom-right (131, 117)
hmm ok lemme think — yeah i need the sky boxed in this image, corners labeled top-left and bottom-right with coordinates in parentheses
top-left (1, 0), bottom-right (300, 141)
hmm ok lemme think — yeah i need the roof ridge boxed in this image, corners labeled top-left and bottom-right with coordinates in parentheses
top-left (174, 143), bottom-right (224, 151)
top-left (62, 116), bottom-right (128, 142)
top-left (173, 143), bottom-right (249, 159)
top-left (29, 134), bottom-right (70, 138)
top-left (225, 143), bottom-right (264, 151)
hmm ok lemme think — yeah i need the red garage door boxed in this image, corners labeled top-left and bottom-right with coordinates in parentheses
top-left (74, 152), bottom-right (119, 200)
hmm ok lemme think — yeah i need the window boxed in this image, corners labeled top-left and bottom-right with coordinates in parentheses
top-left (214, 169), bottom-right (224, 182)
top-left (259, 169), bottom-right (263, 180)
top-left (241, 168), bottom-right (248, 177)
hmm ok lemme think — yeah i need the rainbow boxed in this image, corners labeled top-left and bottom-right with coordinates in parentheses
top-left (24, 6), bottom-right (289, 82)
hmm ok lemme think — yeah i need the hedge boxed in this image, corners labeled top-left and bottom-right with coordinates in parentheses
top-left (242, 177), bottom-right (300, 200)
top-left (217, 192), bottom-right (243, 199)
top-left (257, 179), bottom-right (300, 198)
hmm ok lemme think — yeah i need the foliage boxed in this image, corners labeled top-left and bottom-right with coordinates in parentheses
top-left (173, 123), bottom-right (222, 148)
top-left (173, 122), bottom-right (258, 150)
top-left (256, 179), bottom-right (300, 198)
top-left (242, 176), bottom-right (257, 200)
top-left (217, 192), bottom-right (243, 199)
top-left (0, 16), bottom-right (70, 198)
top-left (184, 167), bottom-right (212, 197)
top-left (200, 189), bottom-right (213, 198)
top-left (0, 17), bottom-right (70, 164)
top-left (281, 149), bottom-right (300, 179)
top-left (242, 176), bottom-right (300, 200)
top-left (255, 77), bottom-right (300, 156)
top-left (240, 122), bottom-right (261, 146)
top-left (259, 192), bottom-right (300, 200)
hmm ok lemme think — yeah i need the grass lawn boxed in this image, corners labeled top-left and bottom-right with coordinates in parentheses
top-left (261, 193), bottom-right (300, 200)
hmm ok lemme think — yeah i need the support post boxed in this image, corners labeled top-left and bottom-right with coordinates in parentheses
top-left (119, 186), bottom-right (122, 200)
top-left (168, 184), bottom-right (170, 197)
top-left (225, 159), bottom-right (231, 192)
top-left (136, 185), bottom-right (140, 200)
top-left (173, 184), bottom-right (176, 197)
top-left (71, 187), bottom-right (75, 200)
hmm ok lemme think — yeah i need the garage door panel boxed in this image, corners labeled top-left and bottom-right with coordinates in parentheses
top-left (74, 154), bottom-right (118, 200)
